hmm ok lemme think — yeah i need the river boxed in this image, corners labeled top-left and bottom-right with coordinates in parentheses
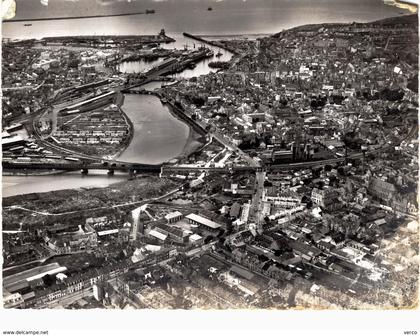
top-left (2, 171), bottom-right (127, 198)
top-left (2, 93), bottom-right (192, 197)
top-left (117, 58), bottom-right (163, 74)
top-left (118, 94), bottom-right (190, 165)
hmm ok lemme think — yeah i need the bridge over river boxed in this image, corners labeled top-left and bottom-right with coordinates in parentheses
top-left (2, 156), bottom-right (364, 176)
top-left (2, 161), bottom-right (254, 175)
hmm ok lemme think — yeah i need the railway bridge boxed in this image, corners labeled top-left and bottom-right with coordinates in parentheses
top-left (2, 161), bottom-right (162, 176)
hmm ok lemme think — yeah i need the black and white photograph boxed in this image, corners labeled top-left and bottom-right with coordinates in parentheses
top-left (0, 0), bottom-right (419, 333)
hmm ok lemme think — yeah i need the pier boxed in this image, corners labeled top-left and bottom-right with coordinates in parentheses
top-left (183, 32), bottom-right (238, 55)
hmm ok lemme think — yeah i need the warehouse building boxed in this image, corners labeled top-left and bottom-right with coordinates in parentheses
top-left (185, 213), bottom-right (221, 231)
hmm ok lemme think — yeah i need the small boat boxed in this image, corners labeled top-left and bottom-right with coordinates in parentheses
top-left (207, 7), bottom-right (213, 11)
top-left (23, 23), bottom-right (32, 27)
top-left (145, 9), bottom-right (155, 14)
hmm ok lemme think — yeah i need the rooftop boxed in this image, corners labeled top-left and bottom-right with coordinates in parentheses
top-left (186, 213), bottom-right (222, 229)
top-left (164, 211), bottom-right (183, 221)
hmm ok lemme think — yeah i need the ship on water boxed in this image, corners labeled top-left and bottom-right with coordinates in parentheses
top-left (146, 9), bottom-right (155, 14)
top-left (207, 7), bottom-right (213, 11)
top-left (23, 23), bottom-right (32, 27)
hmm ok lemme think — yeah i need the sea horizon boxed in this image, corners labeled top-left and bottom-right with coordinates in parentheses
top-left (2, 0), bottom-right (415, 40)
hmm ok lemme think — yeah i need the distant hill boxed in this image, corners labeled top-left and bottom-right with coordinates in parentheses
top-left (272, 14), bottom-right (418, 38)
top-left (370, 13), bottom-right (418, 26)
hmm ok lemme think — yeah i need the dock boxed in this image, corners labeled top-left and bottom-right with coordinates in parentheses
top-left (183, 32), bottom-right (238, 55)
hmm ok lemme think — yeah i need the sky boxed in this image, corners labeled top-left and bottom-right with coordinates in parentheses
top-left (1, 0), bottom-right (416, 38)
top-left (7, 0), bottom-right (416, 20)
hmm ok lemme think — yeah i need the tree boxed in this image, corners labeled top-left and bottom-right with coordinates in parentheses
top-left (204, 236), bottom-right (213, 244)
top-left (226, 219), bottom-right (233, 234)
top-left (329, 175), bottom-right (338, 187)
top-left (274, 250), bottom-right (282, 257)
top-left (407, 74), bottom-right (418, 93)
top-left (42, 274), bottom-right (55, 287)
top-left (68, 58), bottom-right (80, 69)
top-left (324, 164), bottom-right (333, 172)
top-left (258, 254), bottom-right (269, 262)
